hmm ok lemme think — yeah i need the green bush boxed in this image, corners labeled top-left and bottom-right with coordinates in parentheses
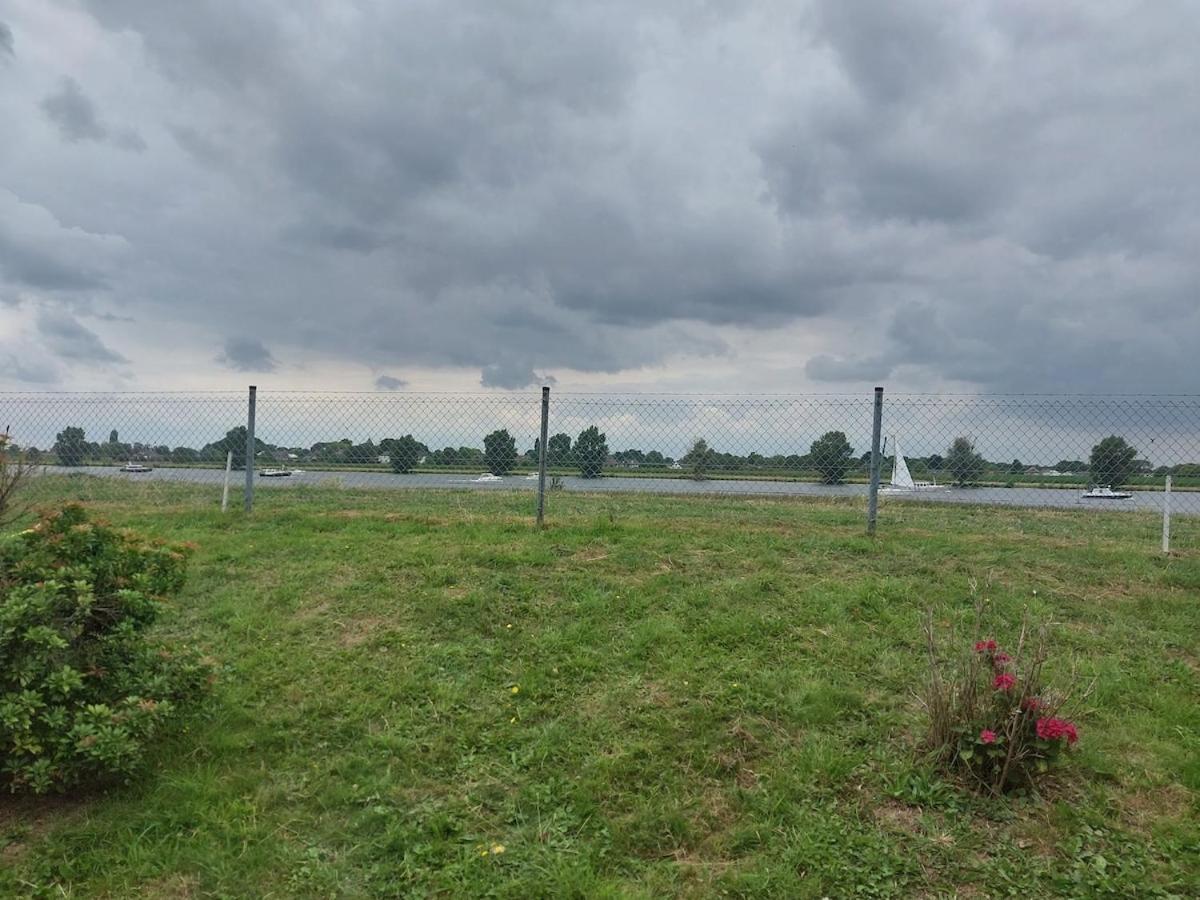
top-left (1, 505), bottom-right (213, 794)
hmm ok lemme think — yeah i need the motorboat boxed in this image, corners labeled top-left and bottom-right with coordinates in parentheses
top-left (1081, 484), bottom-right (1132, 500)
top-left (120, 462), bottom-right (153, 473)
top-left (259, 468), bottom-right (293, 477)
top-left (473, 473), bottom-right (504, 482)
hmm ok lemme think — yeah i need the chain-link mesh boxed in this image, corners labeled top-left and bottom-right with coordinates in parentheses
top-left (3, 390), bottom-right (1198, 519)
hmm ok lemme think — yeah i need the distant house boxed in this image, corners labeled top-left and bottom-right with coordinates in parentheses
top-left (377, 454), bottom-right (391, 464)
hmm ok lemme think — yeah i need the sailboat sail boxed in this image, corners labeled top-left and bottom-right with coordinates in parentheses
top-left (891, 439), bottom-right (916, 489)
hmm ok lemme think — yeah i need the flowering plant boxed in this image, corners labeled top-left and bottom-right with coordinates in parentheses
top-left (921, 588), bottom-right (1090, 795)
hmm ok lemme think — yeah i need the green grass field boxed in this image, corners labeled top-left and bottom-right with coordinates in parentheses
top-left (2, 484), bottom-right (1198, 897)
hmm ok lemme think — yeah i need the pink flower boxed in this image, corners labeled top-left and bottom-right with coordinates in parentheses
top-left (974, 639), bottom-right (998, 653)
top-left (993, 672), bottom-right (1017, 692)
top-left (979, 729), bottom-right (997, 744)
top-left (993, 652), bottom-right (1011, 666)
top-left (1036, 718), bottom-right (1079, 745)
top-left (1022, 696), bottom-right (1041, 712)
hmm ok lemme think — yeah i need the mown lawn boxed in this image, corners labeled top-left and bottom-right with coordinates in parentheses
top-left (2, 482), bottom-right (1199, 897)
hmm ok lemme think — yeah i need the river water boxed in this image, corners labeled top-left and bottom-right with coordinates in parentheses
top-left (44, 465), bottom-right (1196, 516)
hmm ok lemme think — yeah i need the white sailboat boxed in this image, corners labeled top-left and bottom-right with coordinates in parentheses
top-left (880, 438), bottom-right (946, 493)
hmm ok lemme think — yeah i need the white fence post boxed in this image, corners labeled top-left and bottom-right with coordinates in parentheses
top-left (1162, 475), bottom-right (1172, 555)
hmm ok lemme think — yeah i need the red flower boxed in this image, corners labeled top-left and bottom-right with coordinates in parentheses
top-left (992, 673), bottom-right (1017, 692)
top-left (1036, 717), bottom-right (1079, 744)
top-left (980, 729), bottom-right (997, 744)
top-left (974, 639), bottom-right (998, 652)
top-left (1022, 696), bottom-right (1041, 712)
top-left (993, 652), bottom-right (1011, 666)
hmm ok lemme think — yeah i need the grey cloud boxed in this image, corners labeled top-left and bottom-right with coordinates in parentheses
top-left (113, 128), bottom-right (148, 153)
top-left (217, 337), bottom-right (277, 372)
top-left (40, 78), bottom-right (147, 152)
top-left (35, 310), bottom-right (127, 364)
top-left (811, 0), bottom-right (970, 105)
top-left (169, 125), bottom-right (226, 167)
top-left (374, 375), bottom-right (407, 391)
top-left (41, 78), bottom-right (108, 142)
top-left (0, 353), bottom-right (57, 384)
top-left (0, 231), bottom-right (108, 290)
top-left (282, 221), bottom-right (384, 254)
top-left (805, 354), bottom-right (894, 384)
top-left (0, 22), bottom-right (13, 57)
top-left (480, 362), bottom-right (555, 390)
top-left (7, 2), bottom-right (1196, 395)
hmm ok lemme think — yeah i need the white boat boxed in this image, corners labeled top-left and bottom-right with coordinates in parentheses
top-left (879, 438), bottom-right (946, 493)
top-left (473, 473), bottom-right (503, 482)
top-left (259, 468), bottom-right (293, 477)
top-left (1081, 484), bottom-right (1132, 500)
top-left (120, 462), bottom-right (152, 473)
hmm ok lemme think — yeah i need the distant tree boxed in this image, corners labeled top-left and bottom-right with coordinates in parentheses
top-left (810, 431), bottom-right (854, 484)
top-left (574, 426), bottom-right (608, 478)
top-left (1089, 436), bottom-right (1137, 488)
top-left (483, 429), bottom-right (517, 475)
top-left (1055, 459), bottom-right (1088, 473)
top-left (645, 450), bottom-right (665, 466)
top-left (547, 433), bottom-right (572, 467)
top-left (202, 426), bottom-right (267, 469)
top-left (927, 453), bottom-right (944, 470)
top-left (348, 439), bottom-right (377, 465)
top-left (682, 438), bottom-right (713, 480)
top-left (385, 435), bottom-right (427, 473)
top-left (53, 427), bottom-right (88, 466)
top-left (946, 437), bottom-right (984, 485)
top-left (171, 446), bottom-right (200, 464)
top-left (109, 429), bottom-right (119, 444)
top-left (1009, 459), bottom-right (1024, 474)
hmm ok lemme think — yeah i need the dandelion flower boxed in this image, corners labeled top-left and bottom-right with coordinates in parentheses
top-left (490, 843), bottom-right (506, 855)
top-left (510, 685), bottom-right (520, 694)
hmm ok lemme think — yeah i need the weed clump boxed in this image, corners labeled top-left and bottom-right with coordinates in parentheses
top-left (921, 588), bottom-right (1089, 795)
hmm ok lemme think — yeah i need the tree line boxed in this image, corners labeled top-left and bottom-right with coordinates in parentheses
top-left (32, 425), bottom-right (1169, 487)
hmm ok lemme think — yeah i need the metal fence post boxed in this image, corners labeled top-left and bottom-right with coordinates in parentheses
top-left (244, 385), bottom-right (256, 512)
top-left (536, 385), bottom-right (550, 527)
top-left (867, 386), bottom-right (884, 535)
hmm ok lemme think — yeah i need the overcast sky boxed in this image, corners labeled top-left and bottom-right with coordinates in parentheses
top-left (1, 1), bottom-right (1198, 395)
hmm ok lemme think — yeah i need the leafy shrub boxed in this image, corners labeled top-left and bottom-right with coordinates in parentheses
top-left (921, 593), bottom-right (1088, 795)
top-left (1, 505), bottom-right (213, 794)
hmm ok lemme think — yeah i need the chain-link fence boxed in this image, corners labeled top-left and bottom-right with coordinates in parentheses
top-left (3, 389), bottom-right (1199, 526)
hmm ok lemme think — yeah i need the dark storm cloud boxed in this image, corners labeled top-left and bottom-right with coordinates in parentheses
top-left (374, 375), bottom-right (407, 391)
top-left (41, 78), bottom-right (107, 143)
top-left (5, 2), bottom-right (1198, 392)
top-left (35, 310), bottom-right (126, 364)
top-left (217, 338), bottom-right (277, 372)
